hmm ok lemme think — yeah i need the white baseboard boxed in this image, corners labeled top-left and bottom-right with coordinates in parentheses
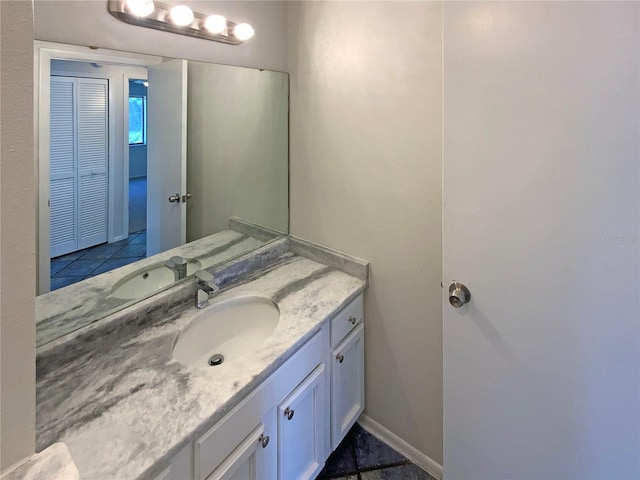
top-left (357, 414), bottom-right (443, 480)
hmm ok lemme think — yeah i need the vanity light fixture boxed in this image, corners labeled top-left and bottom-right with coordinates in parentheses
top-left (169, 5), bottom-right (194, 27)
top-left (204, 15), bottom-right (227, 34)
top-left (108, 0), bottom-right (254, 45)
top-left (125, 0), bottom-right (154, 17)
top-left (233, 23), bottom-right (255, 41)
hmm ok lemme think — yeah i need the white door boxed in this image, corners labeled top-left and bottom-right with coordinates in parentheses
top-left (443, 3), bottom-right (640, 479)
top-left (146, 59), bottom-right (187, 256)
top-left (50, 76), bottom-right (109, 257)
top-left (77, 78), bottom-right (109, 250)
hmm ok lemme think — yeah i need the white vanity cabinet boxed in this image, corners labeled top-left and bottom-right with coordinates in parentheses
top-left (329, 296), bottom-right (365, 449)
top-left (154, 293), bottom-right (365, 480)
top-left (185, 325), bottom-right (329, 480)
top-left (202, 411), bottom-right (277, 480)
top-left (278, 364), bottom-right (327, 480)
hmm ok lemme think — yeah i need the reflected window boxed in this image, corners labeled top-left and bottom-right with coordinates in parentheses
top-left (129, 96), bottom-right (146, 145)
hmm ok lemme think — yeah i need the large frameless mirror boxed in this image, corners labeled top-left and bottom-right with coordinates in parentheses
top-left (35, 42), bottom-right (288, 346)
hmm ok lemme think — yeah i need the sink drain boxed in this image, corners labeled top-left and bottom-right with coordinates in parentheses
top-left (208, 354), bottom-right (224, 366)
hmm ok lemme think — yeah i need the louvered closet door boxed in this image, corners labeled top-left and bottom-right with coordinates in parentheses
top-left (50, 76), bottom-right (109, 257)
top-left (76, 78), bottom-right (108, 249)
top-left (50, 77), bottom-right (78, 257)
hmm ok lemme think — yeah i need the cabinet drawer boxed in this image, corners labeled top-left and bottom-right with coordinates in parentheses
top-left (330, 294), bottom-right (364, 348)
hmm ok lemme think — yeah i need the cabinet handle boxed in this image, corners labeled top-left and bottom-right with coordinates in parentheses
top-left (348, 316), bottom-right (357, 325)
top-left (336, 353), bottom-right (345, 363)
top-left (258, 434), bottom-right (270, 448)
top-left (284, 407), bottom-right (295, 420)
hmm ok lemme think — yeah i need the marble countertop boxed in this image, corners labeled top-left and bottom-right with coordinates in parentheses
top-left (36, 251), bottom-right (366, 480)
top-left (36, 229), bottom-right (270, 347)
top-left (0, 443), bottom-right (79, 480)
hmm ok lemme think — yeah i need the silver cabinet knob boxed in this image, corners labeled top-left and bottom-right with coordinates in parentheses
top-left (336, 353), bottom-right (345, 363)
top-left (284, 407), bottom-right (294, 420)
top-left (168, 193), bottom-right (181, 203)
top-left (348, 316), bottom-right (357, 325)
top-left (258, 434), bottom-right (270, 448)
top-left (448, 282), bottom-right (471, 308)
top-left (181, 193), bottom-right (192, 203)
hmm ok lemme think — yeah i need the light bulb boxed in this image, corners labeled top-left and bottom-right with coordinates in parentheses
top-left (233, 23), bottom-right (254, 41)
top-left (126, 0), bottom-right (154, 17)
top-left (170, 5), bottom-right (194, 26)
top-left (204, 15), bottom-right (227, 34)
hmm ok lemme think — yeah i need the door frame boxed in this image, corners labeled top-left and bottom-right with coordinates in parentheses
top-left (35, 41), bottom-right (162, 294)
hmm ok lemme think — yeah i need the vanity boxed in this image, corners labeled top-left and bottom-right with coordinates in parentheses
top-left (36, 239), bottom-right (368, 480)
top-left (33, 39), bottom-right (367, 480)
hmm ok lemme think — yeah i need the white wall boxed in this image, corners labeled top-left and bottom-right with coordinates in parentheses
top-left (0, 0), bottom-right (36, 472)
top-left (186, 62), bottom-right (288, 241)
top-left (287, 1), bottom-right (444, 466)
top-left (34, 0), bottom-right (287, 72)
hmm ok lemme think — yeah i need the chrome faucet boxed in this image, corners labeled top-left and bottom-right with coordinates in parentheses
top-left (164, 256), bottom-right (188, 281)
top-left (195, 269), bottom-right (220, 309)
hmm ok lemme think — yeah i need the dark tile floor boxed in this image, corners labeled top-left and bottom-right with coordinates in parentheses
top-left (50, 230), bottom-right (147, 291)
top-left (317, 423), bottom-right (436, 480)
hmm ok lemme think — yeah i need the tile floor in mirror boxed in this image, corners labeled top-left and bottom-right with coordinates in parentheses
top-left (50, 230), bottom-right (146, 291)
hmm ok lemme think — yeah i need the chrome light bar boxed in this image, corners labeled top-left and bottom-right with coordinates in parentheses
top-left (108, 0), bottom-right (253, 45)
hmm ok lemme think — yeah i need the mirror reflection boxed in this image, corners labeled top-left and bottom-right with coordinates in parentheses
top-left (37, 44), bottom-right (288, 346)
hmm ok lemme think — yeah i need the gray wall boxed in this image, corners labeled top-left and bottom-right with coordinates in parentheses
top-left (129, 145), bottom-right (147, 179)
top-left (287, 1), bottom-right (444, 466)
top-left (186, 62), bottom-right (289, 241)
top-left (0, 0), bottom-right (36, 471)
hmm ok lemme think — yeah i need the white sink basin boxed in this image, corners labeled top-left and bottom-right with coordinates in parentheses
top-left (172, 296), bottom-right (280, 369)
top-left (111, 259), bottom-right (202, 300)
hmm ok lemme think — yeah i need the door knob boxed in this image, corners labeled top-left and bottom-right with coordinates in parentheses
top-left (168, 193), bottom-right (181, 203)
top-left (448, 282), bottom-right (471, 308)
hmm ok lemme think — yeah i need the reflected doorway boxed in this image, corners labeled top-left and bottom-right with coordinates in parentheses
top-left (47, 63), bottom-right (149, 291)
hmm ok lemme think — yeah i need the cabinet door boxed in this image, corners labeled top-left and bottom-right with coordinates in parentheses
top-left (152, 442), bottom-right (193, 480)
top-left (278, 364), bottom-right (328, 480)
top-left (331, 324), bottom-right (365, 449)
top-left (206, 410), bottom-right (276, 480)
